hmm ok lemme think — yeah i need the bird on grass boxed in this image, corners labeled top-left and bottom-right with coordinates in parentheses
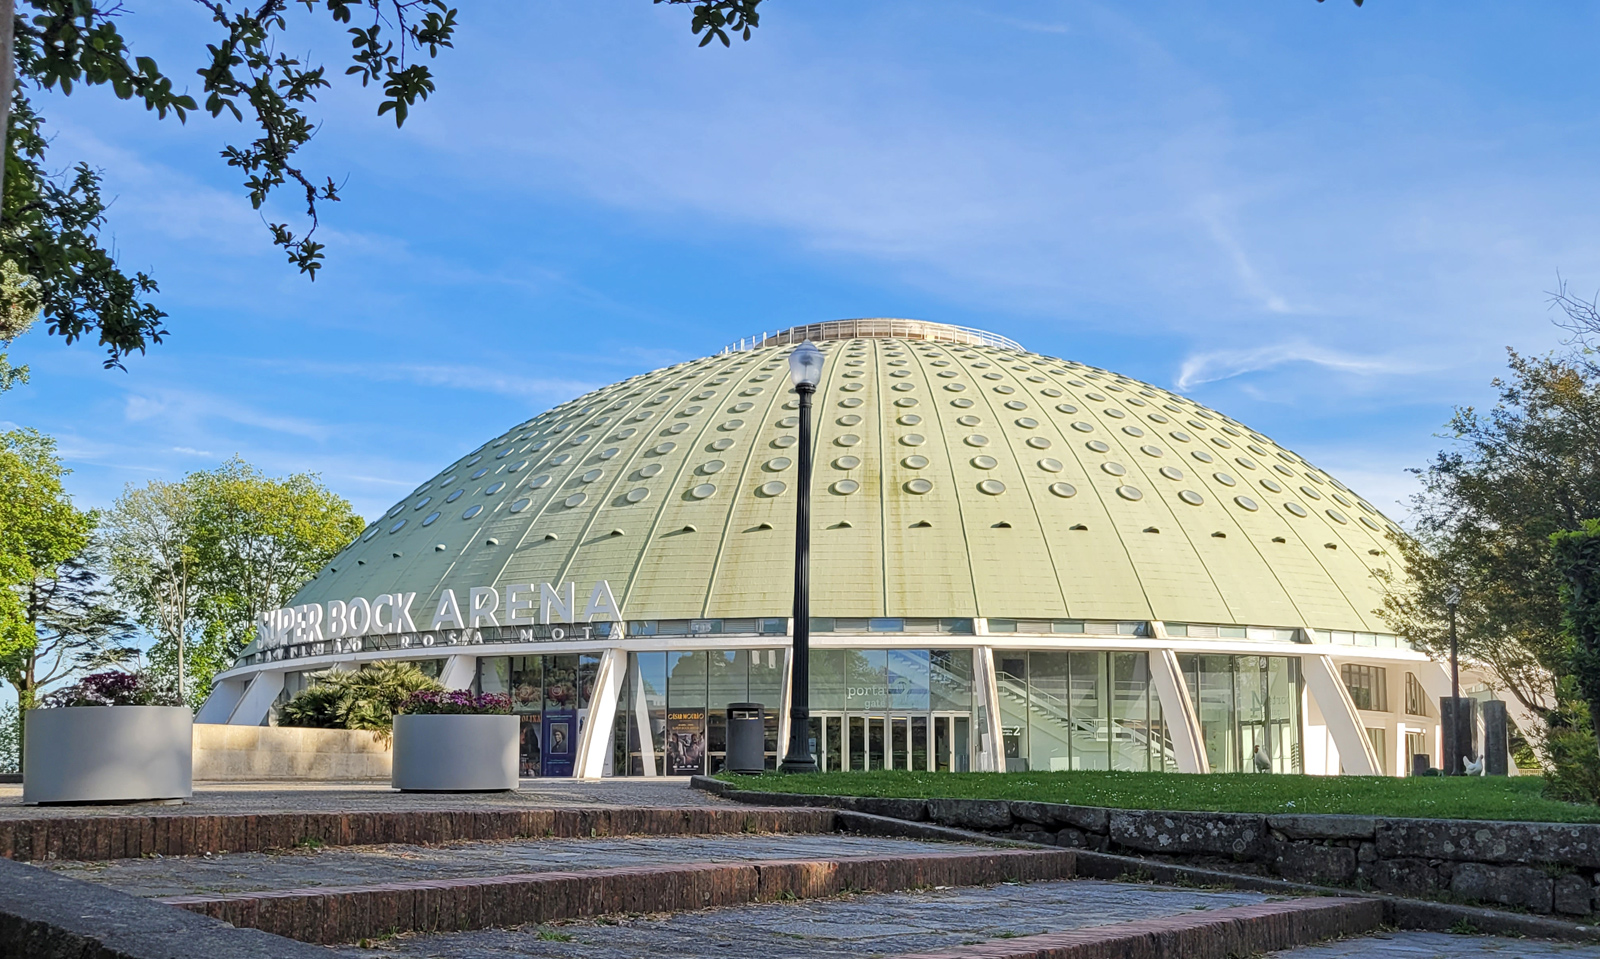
top-left (1253, 745), bottom-right (1272, 773)
top-left (1464, 755), bottom-right (1485, 776)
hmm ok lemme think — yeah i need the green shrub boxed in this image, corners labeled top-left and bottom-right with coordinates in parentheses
top-left (277, 661), bottom-right (442, 738)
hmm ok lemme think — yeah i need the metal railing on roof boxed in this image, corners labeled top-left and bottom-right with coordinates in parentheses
top-left (722, 318), bottom-right (1024, 353)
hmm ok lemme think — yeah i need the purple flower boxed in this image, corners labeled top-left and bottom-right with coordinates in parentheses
top-left (401, 689), bottom-right (512, 715)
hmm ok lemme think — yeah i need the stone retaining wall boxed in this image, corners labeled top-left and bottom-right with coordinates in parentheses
top-left (700, 782), bottom-right (1600, 918)
top-left (192, 723), bottom-right (391, 782)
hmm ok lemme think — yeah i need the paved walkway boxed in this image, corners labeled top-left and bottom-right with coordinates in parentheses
top-left (0, 777), bottom-right (722, 818)
top-left (327, 879), bottom-right (1277, 958)
top-left (1272, 931), bottom-right (1600, 957)
top-left (44, 833), bottom-right (987, 898)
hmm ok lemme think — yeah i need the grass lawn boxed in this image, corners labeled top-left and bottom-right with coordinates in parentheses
top-left (716, 769), bottom-right (1600, 824)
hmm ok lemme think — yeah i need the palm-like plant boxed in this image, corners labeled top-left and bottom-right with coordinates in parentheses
top-left (278, 661), bottom-right (442, 739)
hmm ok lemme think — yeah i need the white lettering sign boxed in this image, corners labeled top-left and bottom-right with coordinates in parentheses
top-left (254, 580), bottom-right (622, 652)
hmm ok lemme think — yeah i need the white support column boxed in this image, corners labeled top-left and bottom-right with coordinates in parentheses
top-left (437, 655), bottom-right (477, 690)
top-left (1303, 654), bottom-right (1379, 775)
top-left (631, 654), bottom-right (657, 777)
top-left (574, 648), bottom-right (625, 780)
top-left (225, 670), bottom-right (287, 726)
top-left (1148, 648), bottom-right (1209, 774)
top-left (774, 622), bottom-right (796, 762)
top-left (195, 677), bottom-right (248, 725)
top-left (973, 646), bottom-right (1003, 772)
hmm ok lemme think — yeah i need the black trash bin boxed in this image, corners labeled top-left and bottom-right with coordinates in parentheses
top-left (725, 703), bottom-right (765, 774)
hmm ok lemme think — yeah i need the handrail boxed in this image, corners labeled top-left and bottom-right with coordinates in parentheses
top-left (722, 318), bottom-right (1024, 353)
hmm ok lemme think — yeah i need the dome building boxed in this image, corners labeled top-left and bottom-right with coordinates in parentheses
top-left (199, 319), bottom-right (1448, 779)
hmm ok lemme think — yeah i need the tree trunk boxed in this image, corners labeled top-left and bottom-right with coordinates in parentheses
top-left (0, 0), bottom-right (14, 223)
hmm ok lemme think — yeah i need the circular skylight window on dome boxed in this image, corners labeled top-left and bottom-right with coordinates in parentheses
top-left (901, 434), bottom-right (926, 446)
top-left (550, 454), bottom-right (572, 466)
top-left (1072, 422), bottom-right (1094, 432)
top-left (1056, 403), bottom-right (1078, 414)
top-left (1039, 458), bottom-right (1064, 472)
top-left (1140, 445), bottom-right (1163, 457)
top-left (1027, 437), bottom-right (1051, 449)
top-left (951, 398), bottom-right (975, 408)
top-left (978, 479), bottom-right (1006, 495)
top-left (1049, 482), bottom-right (1076, 498)
top-left (445, 489), bottom-right (465, 502)
top-left (1234, 496), bottom-right (1258, 511)
top-left (389, 519), bottom-right (407, 534)
top-left (1191, 450), bottom-right (1214, 463)
top-left (564, 493), bottom-right (587, 508)
top-left (1116, 485), bottom-right (1142, 501)
top-left (711, 438), bottom-right (734, 451)
top-left (510, 498), bottom-right (531, 513)
top-left (719, 419), bottom-right (744, 431)
top-left (1179, 490), bottom-right (1204, 506)
top-left (903, 455), bottom-right (929, 469)
top-left (965, 435), bottom-right (990, 447)
top-left (840, 397), bottom-right (864, 408)
top-left (579, 468), bottom-right (603, 482)
top-left (415, 496), bottom-right (432, 510)
top-left (1122, 425), bottom-right (1144, 437)
top-left (668, 423), bottom-right (690, 434)
top-left (898, 414), bottom-right (922, 426)
top-left (690, 484), bottom-right (717, 500)
top-left (362, 525), bottom-right (380, 542)
top-left (972, 455), bottom-right (998, 469)
top-left (957, 415), bottom-right (982, 427)
top-left (1260, 478), bottom-right (1283, 493)
top-left (895, 398), bottom-right (919, 408)
top-left (1360, 516), bottom-right (1381, 531)
top-left (462, 505), bottom-right (483, 519)
top-left (906, 478), bottom-right (934, 494)
top-left (486, 481), bottom-right (506, 495)
top-left (386, 503), bottom-right (405, 519)
top-left (836, 434), bottom-right (861, 447)
top-left (1006, 400), bottom-right (1028, 411)
top-left (774, 436), bottom-right (798, 448)
top-left (1300, 485), bottom-right (1323, 500)
top-left (1159, 466), bottom-right (1184, 480)
top-left (1214, 472), bottom-right (1237, 486)
top-left (760, 481), bottom-right (787, 497)
top-left (509, 459), bottom-right (530, 471)
top-left (945, 383), bottom-right (967, 392)
top-left (1016, 417), bottom-right (1038, 428)
top-left (1102, 462), bottom-right (1127, 476)
top-left (698, 460), bottom-right (725, 475)
top-left (638, 463), bottom-right (663, 478)
top-left (768, 457), bottom-right (794, 471)
top-left (832, 479), bottom-right (860, 495)
top-left (1285, 502), bottom-right (1309, 517)
top-left (838, 414), bottom-right (863, 426)
top-left (1086, 440), bottom-right (1110, 453)
top-left (842, 383), bottom-right (863, 392)
top-left (421, 510), bottom-right (441, 526)
top-left (1327, 509), bottom-right (1349, 524)
top-left (625, 487), bottom-right (650, 503)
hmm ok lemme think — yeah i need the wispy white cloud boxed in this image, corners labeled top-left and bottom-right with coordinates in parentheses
top-left (1175, 341), bottom-right (1430, 391)
top-left (122, 387), bottom-right (332, 441)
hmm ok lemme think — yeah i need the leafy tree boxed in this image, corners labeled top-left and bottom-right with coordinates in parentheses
top-left (0, 1), bottom-right (765, 366)
top-left (9, 544), bottom-right (138, 713)
top-left (1378, 352), bottom-right (1600, 734)
top-left (0, 428), bottom-right (91, 682)
top-left (104, 458), bottom-right (361, 706)
top-left (278, 661), bottom-right (441, 738)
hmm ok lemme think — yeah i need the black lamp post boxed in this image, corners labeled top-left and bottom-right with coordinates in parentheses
top-left (1445, 585), bottom-right (1463, 775)
top-left (780, 340), bottom-right (824, 774)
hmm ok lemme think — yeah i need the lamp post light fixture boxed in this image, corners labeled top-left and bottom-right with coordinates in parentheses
top-left (1445, 585), bottom-right (1463, 775)
top-left (780, 341), bottom-right (824, 774)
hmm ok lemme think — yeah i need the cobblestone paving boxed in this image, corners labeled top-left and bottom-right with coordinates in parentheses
top-left (327, 880), bottom-right (1273, 958)
top-left (42, 833), bottom-right (979, 898)
top-left (0, 777), bottom-right (725, 819)
top-left (1271, 931), bottom-right (1600, 958)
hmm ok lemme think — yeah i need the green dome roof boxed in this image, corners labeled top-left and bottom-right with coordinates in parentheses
top-left (296, 320), bottom-right (1400, 632)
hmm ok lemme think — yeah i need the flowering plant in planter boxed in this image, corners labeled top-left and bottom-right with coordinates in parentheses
top-left (41, 671), bottom-right (180, 708)
top-left (400, 690), bottom-right (512, 716)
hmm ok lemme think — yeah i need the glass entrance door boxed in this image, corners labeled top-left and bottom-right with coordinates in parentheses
top-left (811, 711), bottom-right (970, 772)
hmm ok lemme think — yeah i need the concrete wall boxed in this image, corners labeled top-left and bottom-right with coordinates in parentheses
top-left (192, 723), bottom-right (391, 782)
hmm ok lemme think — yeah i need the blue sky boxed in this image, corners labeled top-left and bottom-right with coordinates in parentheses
top-left (2, 1), bottom-right (1596, 524)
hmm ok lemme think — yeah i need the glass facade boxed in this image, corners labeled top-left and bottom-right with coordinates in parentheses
top-left (477, 653), bottom-right (599, 777)
top-left (1177, 654), bottom-right (1303, 773)
top-left (614, 649), bottom-right (785, 776)
top-left (803, 649), bottom-right (975, 773)
top-left (993, 651), bottom-right (1175, 773)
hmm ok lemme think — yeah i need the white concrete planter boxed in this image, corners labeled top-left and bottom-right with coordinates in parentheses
top-left (391, 713), bottom-right (519, 792)
top-left (23, 706), bottom-right (193, 804)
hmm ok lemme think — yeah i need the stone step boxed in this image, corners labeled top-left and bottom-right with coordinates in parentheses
top-left (158, 848), bottom-right (1078, 944)
top-left (888, 898), bottom-right (1385, 959)
top-left (0, 805), bottom-right (831, 862)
